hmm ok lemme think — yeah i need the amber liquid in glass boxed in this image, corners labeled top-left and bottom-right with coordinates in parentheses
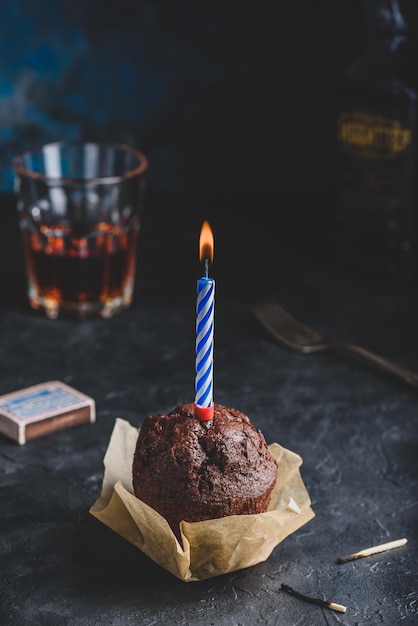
top-left (23, 223), bottom-right (138, 316)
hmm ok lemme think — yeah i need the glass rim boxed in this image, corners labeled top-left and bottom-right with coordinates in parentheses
top-left (12, 141), bottom-right (148, 185)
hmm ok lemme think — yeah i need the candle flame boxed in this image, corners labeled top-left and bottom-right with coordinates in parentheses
top-left (199, 221), bottom-right (214, 263)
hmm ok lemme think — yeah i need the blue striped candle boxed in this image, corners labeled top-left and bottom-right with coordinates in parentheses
top-left (194, 221), bottom-right (215, 421)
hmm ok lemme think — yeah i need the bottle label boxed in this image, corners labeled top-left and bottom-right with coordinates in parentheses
top-left (338, 111), bottom-right (412, 159)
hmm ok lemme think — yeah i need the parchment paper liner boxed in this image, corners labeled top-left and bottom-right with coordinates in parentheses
top-left (90, 418), bottom-right (315, 581)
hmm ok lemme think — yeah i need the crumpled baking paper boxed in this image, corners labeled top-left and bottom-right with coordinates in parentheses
top-left (89, 418), bottom-right (315, 581)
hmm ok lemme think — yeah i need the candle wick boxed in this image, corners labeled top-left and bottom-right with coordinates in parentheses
top-left (204, 258), bottom-right (209, 279)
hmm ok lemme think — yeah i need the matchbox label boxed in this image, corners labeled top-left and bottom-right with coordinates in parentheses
top-left (0, 384), bottom-right (88, 422)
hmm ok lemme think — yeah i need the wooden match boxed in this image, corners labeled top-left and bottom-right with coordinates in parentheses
top-left (280, 583), bottom-right (347, 613)
top-left (337, 537), bottom-right (408, 564)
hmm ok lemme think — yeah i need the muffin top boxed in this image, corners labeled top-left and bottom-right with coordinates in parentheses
top-left (133, 403), bottom-right (278, 506)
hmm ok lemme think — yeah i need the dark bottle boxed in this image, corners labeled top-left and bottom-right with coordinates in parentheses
top-left (333, 0), bottom-right (417, 282)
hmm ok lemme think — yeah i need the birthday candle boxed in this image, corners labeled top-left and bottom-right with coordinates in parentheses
top-left (194, 221), bottom-right (215, 421)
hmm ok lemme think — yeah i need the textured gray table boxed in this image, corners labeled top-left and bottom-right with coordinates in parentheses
top-left (1, 192), bottom-right (417, 625)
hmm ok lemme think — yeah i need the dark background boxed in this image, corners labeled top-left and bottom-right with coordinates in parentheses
top-left (0, 0), bottom-right (363, 196)
top-left (2, 0), bottom-right (416, 198)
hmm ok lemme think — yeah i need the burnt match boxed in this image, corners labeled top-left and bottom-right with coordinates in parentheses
top-left (337, 537), bottom-right (408, 564)
top-left (280, 583), bottom-right (347, 613)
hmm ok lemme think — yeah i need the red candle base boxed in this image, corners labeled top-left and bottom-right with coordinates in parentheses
top-left (194, 403), bottom-right (214, 421)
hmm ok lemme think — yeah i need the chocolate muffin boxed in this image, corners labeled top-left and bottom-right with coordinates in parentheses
top-left (132, 403), bottom-right (278, 539)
